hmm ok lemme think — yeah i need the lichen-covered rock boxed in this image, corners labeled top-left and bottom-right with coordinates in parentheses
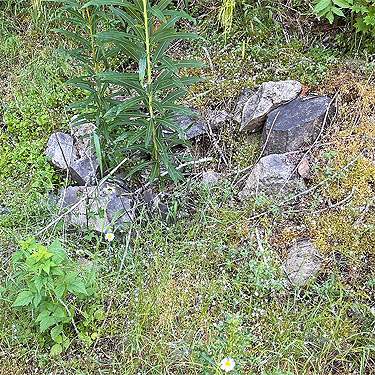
top-left (240, 80), bottom-right (302, 133)
top-left (261, 96), bottom-right (333, 156)
top-left (284, 239), bottom-right (324, 286)
top-left (60, 183), bottom-right (133, 233)
top-left (240, 153), bottom-right (306, 196)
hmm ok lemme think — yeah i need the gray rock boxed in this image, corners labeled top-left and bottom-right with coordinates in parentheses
top-left (261, 96), bottom-right (333, 156)
top-left (70, 116), bottom-right (96, 159)
top-left (46, 132), bottom-right (76, 169)
top-left (60, 183), bottom-right (133, 233)
top-left (144, 190), bottom-right (170, 223)
top-left (233, 88), bottom-right (254, 123)
top-left (70, 155), bottom-right (99, 186)
top-left (47, 131), bottom-right (98, 186)
top-left (174, 109), bottom-right (228, 140)
top-left (240, 80), bottom-right (302, 133)
top-left (202, 171), bottom-right (221, 185)
top-left (240, 153), bottom-right (306, 196)
top-left (284, 239), bottom-right (324, 286)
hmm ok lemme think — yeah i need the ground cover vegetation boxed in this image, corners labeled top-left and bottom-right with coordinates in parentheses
top-left (0, 0), bottom-right (375, 373)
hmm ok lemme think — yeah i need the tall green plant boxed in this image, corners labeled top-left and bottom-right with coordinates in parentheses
top-left (54, 0), bottom-right (203, 185)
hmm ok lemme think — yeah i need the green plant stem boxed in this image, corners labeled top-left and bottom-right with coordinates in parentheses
top-left (142, 0), bottom-right (160, 180)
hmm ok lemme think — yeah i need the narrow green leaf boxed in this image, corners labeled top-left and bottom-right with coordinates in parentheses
top-left (150, 5), bottom-right (166, 22)
top-left (331, 6), bottom-right (345, 16)
top-left (93, 132), bottom-right (103, 176)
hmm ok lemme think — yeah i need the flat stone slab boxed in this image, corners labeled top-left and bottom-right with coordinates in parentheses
top-left (240, 153), bottom-right (306, 196)
top-left (60, 183), bottom-right (133, 233)
top-left (261, 96), bottom-right (333, 156)
top-left (240, 80), bottom-right (302, 133)
top-left (284, 239), bottom-right (324, 286)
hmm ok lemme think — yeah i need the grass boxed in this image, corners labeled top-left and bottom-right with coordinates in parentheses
top-left (1, 1), bottom-right (375, 374)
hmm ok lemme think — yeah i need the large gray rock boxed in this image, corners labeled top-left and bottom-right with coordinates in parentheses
top-left (261, 96), bottom-right (333, 156)
top-left (284, 239), bottom-right (324, 286)
top-left (240, 80), bottom-right (302, 133)
top-left (240, 153), bottom-right (306, 196)
top-left (47, 131), bottom-right (98, 186)
top-left (60, 183), bottom-right (133, 232)
top-left (46, 132), bottom-right (76, 169)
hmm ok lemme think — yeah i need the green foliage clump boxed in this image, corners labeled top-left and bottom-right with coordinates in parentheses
top-left (7, 238), bottom-right (97, 356)
top-left (55, 0), bottom-right (203, 185)
top-left (314, 0), bottom-right (375, 34)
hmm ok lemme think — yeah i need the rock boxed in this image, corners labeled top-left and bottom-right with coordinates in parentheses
top-left (144, 190), bottom-right (170, 222)
top-left (47, 131), bottom-right (98, 186)
top-left (260, 96), bottom-right (333, 156)
top-left (202, 171), bottom-right (221, 185)
top-left (46, 132), bottom-right (76, 169)
top-left (70, 116), bottom-right (96, 159)
top-left (240, 80), bottom-right (302, 133)
top-left (60, 183), bottom-right (133, 233)
top-left (70, 155), bottom-right (99, 186)
top-left (240, 153), bottom-right (306, 196)
top-left (298, 158), bottom-right (311, 179)
top-left (284, 239), bottom-right (324, 286)
top-left (206, 109), bottom-right (229, 131)
top-left (233, 88), bottom-right (254, 123)
top-left (174, 109), bottom-right (228, 140)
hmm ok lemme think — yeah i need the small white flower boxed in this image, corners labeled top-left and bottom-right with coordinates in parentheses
top-left (105, 232), bottom-right (115, 242)
top-left (220, 358), bottom-right (235, 372)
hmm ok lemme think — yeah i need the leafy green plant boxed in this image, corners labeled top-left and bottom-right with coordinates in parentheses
top-left (9, 238), bottom-right (97, 355)
top-left (54, 0), bottom-right (204, 185)
top-left (313, 0), bottom-right (375, 34)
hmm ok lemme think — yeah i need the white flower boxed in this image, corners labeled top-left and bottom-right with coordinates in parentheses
top-left (220, 358), bottom-right (235, 372)
top-left (105, 232), bottom-right (115, 242)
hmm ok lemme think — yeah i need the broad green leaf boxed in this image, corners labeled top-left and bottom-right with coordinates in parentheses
top-left (12, 291), bottom-right (34, 307)
top-left (67, 280), bottom-right (88, 295)
top-left (332, 0), bottom-right (351, 8)
top-left (314, 0), bottom-right (331, 13)
top-left (51, 325), bottom-right (64, 341)
top-left (40, 315), bottom-right (56, 332)
top-left (55, 283), bottom-right (66, 299)
top-left (33, 293), bottom-right (42, 308)
top-left (42, 260), bottom-right (51, 275)
top-left (33, 276), bottom-right (45, 292)
top-left (50, 343), bottom-right (63, 356)
top-left (331, 6), bottom-right (345, 16)
top-left (326, 10), bottom-right (334, 23)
